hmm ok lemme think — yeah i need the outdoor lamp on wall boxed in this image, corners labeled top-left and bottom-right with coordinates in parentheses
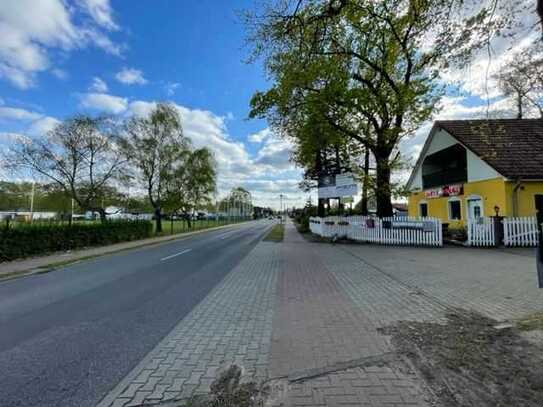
top-left (494, 205), bottom-right (500, 216)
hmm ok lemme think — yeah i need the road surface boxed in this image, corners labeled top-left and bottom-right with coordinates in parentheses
top-left (0, 220), bottom-right (272, 407)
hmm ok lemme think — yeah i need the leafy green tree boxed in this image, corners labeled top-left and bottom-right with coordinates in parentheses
top-left (123, 103), bottom-right (189, 233)
top-left (164, 147), bottom-right (217, 228)
top-left (247, 0), bottom-right (444, 216)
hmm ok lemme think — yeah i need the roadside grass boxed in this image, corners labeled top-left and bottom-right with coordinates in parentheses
top-left (263, 223), bottom-right (284, 242)
top-left (516, 312), bottom-right (543, 331)
top-left (155, 219), bottom-right (246, 236)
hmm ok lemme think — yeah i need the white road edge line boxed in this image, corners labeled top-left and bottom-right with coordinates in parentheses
top-left (160, 249), bottom-right (192, 261)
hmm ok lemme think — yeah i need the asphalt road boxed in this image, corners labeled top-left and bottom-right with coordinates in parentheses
top-left (0, 220), bottom-right (273, 407)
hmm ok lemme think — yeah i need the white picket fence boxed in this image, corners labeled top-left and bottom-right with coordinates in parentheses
top-left (467, 216), bottom-right (540, 247)
top-left (503, 216), bottom-right (539, 247)
top-left (309, 216), bottom-right (443, 247)
top-left (467, 217), bottom-right (496, 246)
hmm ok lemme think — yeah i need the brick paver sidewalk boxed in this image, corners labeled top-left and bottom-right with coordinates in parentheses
top-left (266, 222), bottom-right (443, 406)
top-left (98, 242), bottom-right (281, 407)
top-left (100, 220), bottom-right (446, 406)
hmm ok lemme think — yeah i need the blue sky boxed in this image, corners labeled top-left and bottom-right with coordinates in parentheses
top-left (0, 0), bottom-right (537, 208)
top-left (0, 0), bottom-right (305, 208)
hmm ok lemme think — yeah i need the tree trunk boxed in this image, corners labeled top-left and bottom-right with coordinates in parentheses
top-left (375, 153), bottom-right (393, 218)
top-left (361, 148), bottom-right (370, 216)
top-left (517, 93), bottom-right (523, 119)
top-left (154, 207), bottom-right (162, 233)
top-left (538, 0), bottom-right (543, 37)
top-left (98, 208), bottom-right (107, 223)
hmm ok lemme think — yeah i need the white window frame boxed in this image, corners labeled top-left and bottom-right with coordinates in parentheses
top-left (448, 197), bottom-right (462, 221)
top-left (465, 195), bottom-right (484, 219)
top-left (419, 200), bottom-right (429, 218)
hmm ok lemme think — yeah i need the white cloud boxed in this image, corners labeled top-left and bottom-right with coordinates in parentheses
top-left (128, 100), bottom-right (156, 118)
top-left (51, 68), bottom-right (67, 80)
top-left (248, 128), bottom-right (272, 143)
top-left (115, 68), bottom-right (147, 85)
top-left (0, 104), bottom-right (59, 137)
top-left (164, 82), bottom-right (180, 96)
top-left (0, 106), bottom-right (42, 121)
top-left (27, 116), bottom-right (60, 136)
top-left (78, 0), bottom-right (118, 31)
top-left (89, 76), bottom-right (108, 93)
top-left (0, 0), bottom-right (120, 89)
top-left (438, 2), bottom-right (538, 101)
top-left (79, 92), bottom-right (128, 114)
top-left (254, 133), bottom-right (294, 171)
top-left (125, 100), bottom-right (301, 207)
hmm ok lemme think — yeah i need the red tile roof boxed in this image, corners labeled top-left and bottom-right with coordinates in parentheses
top-left (435, 119), bottom-right (543, 180)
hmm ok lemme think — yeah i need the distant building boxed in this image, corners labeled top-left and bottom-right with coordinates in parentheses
top-left (406, 119), bottom-right (543, 226)
top-left (392, 203), bottom-right (408, 217)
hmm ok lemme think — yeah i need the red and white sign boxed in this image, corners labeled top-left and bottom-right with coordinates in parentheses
top-left (425, 184), bottom-right (463, 199)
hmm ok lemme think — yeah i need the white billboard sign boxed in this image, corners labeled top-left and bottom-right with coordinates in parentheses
top-left (318, 173), bottom-right (358, 199)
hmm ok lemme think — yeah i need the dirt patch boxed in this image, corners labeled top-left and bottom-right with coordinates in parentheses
top-left (381, 311), bottom-right (543, 406)
top-left (172, 365), bottom-right (268, 407)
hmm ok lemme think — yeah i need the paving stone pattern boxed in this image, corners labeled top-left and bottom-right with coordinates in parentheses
top-left (267, 224), bottom-right (435, 406)
top-left (338, 244), bottom-right (543, 321)
top-left (99, 242), bottom-right (280, 407)
top-left (101, 221), bottom-right (538, 407)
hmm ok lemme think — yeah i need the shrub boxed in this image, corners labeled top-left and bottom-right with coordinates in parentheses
top-left (0, 220), bottom-right (153, 262)
top-left (294, 213), bottom-right (310, 233)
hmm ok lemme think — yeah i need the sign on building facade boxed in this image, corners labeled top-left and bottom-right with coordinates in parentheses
top-left (424, 183), bottom-right (463, 199)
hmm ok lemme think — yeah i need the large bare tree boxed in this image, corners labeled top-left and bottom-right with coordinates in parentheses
top-left (5, 116), bottom-right (128, 222)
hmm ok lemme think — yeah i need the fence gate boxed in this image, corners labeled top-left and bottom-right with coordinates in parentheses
top-left (503, 216), bottom-right (539, 247)
top-left (467, 217), bottom-right (495, 246)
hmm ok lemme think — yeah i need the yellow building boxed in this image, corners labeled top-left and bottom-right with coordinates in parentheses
top-left (406, 119), bottom-right (543, 228)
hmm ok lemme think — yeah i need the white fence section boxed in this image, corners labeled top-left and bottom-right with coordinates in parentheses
top-left (309, 216), bottom-right (442, 247)
top-left (503, 216), bottom-right (539, 247)
top-left (467, 217), bottom-right (495, 246)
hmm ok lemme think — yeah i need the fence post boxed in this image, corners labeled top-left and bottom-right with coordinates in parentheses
top-left (538, 221), bottom-right (543, 288)
top-left (491, 216), bottom-right (503, 247)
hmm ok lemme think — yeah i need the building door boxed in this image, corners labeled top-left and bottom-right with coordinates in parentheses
top-left (535, 195), bottom-right (543, 226)
top-left (467, 197), bottom-right (483, 219)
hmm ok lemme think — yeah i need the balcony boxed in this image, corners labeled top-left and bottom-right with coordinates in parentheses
top-left (422, 168), bottom-right (467, 189)
top-left (421, 143), bottom-right (467, 189)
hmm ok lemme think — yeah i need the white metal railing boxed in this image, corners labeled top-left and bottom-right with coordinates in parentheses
top-left (309, 216), bottom-right (442, 247)
top-left (467, 217), bottom-right (495, 246)
top-left (503, 216), bottom-right (539, 247)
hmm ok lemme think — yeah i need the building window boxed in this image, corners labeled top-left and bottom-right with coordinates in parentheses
top-left (419, 202), bottom-right (428, 217)
top-left (448, 198), bottom-right (462, 220)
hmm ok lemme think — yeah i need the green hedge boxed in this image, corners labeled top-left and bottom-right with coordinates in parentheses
top-left (0, 220), bottom-right (153, 262)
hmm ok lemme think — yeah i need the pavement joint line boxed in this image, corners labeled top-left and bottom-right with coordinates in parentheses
top-left (160, 249), bottom-right (192, 261)
top-left (286, 352), bottom-right (398, 383)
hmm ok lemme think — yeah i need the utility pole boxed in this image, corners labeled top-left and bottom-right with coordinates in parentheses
top-left (279, 194), bottom-right (285, 223)
top-left (71, 198), bottom-right (75, 225)
top-left (29, 182), bottom-right (35, 224)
